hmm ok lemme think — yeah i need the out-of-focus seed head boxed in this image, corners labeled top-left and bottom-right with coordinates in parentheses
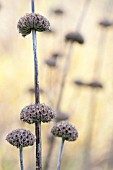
top-left (6, 129), bottom-right (35, 148)
top-left (87, 81), bottom-right (103, 89)
top-left (52, 52), bottom-right (62, 59)
top-left (65, 32), bottom-right (84, 44)
top-left (45, 57), bottom-right (57, 67)
top-left (73, 80), bottom-right (87, 87)
top-left (99, 19), bottom-right (112, 28)
top-left (51, 121), bottom-right (78, 141)
top-left (20, 103), bottom-right (55, 124)
top-left (51, 8), bottom-right (64, 15)
top-left (17, 13), bottom-right (50, 37)
top-left (27, 87), bottom-right (44, 94)
top-left (55, 112), bottom-right (69, 122)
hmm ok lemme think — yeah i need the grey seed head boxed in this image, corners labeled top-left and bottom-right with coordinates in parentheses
top-left (20, 103), bottom-right (55, 124)
top-left (6, 129), bottom-right (35, 148)
top-left (51, 121), bottom-right (78, 141)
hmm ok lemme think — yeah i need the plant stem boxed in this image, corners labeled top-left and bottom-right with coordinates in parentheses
top-left (57, 138), bottom-right (65, 170)
top-left (31, 1), bottom-right (42, 170)
top-left (19, 147), bottom-right (24, 170)
top-left (76, 0), bottom-right (91, 31)
top-left (44, 0), bottom-right (92, 169)
top-left (56, 42), bottom-right (73, 112)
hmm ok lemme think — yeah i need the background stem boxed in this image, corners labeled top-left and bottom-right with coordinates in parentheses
top-left (57, 138), bottom-right (65, 170)
top-left (31, 1), bottom-right (42, 170)
top-left (19, 147), bottom-right (24, 170)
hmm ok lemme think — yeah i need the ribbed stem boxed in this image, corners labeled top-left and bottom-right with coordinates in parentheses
top-left (57, 138), bottom-right (65, 170)
top-left (31, 1), bottom-right (42, 170)
top-left (19, 147), bottom-right (24, 170)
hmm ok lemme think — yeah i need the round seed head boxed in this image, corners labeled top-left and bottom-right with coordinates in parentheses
top-left (51, 8), bottom-right (64, 15)
top-left (99, 19), bottom-right (112, 28)
top-left (51, 121), bottom-right (78, 141)
top-left (20, 103), bottom-right (55, 124)
top-left (55, 112), bottom-right (69, 122)
top-left (6, 129), bottom-right (35, 148)
top-left (65, 32), bottom-right (84, 44)
top-left (17, 13), bottom-right (50, 37)
top-left (45, 57), bottom-right (57, 67)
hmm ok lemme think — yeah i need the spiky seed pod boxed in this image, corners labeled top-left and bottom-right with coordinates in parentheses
top-left (55, 112), bottom-right (69, 122)
top-left (87, 81), bottom-right (103, 89)
top-left (65, 32), bottom-right (84, 44)
top-left (45, 57), bottom-right (57, 67)
top-left (99, 19), bottom-right (112, 28)
top-left (17, 13), bottom-right (50, 37)
top-left (51, 121), bottom-right (78, 141)
top-left (20, 103), bottom-right (55, 124)
top-left (6, 129), bottom-right (35, 148)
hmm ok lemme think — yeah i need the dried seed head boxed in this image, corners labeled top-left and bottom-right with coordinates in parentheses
top-left (20, 103), bottom-right (55, 124)
top-left (17, 13), bottom-right (50, 37)
top-left (65, 32), bottom-right (84, 44)
top-left (99, 19), bottom-right (112, 28)
top-left (55, 112), bottom-right (69, 122)
top-left (74, 80), bottom-right (87, 87)
top-left (51, 121), bottom-right (78, 141)
top-left (45, 57), bottom-right (57, 67)
top-left (6, 129), bottom-right (35, 148)
top-left (87, 81), bottom-right (103, 89)
top-left (51, 8), bottom-right (64, 15)
top-left (27, 87), bottom-right (44, 94)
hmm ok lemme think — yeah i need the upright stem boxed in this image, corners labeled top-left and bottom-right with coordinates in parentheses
top-left (76, 0), bottom-right (91, 31)
top-left (56, 43), bottom-right (73, 112)
top-left (19, 147), bottom-right (24, 170)
top-left (44, 0), bottom-right (92, 169)
top-left (31, 1), bottom-right (41, 170)
top-left (57, 138), bottom-right (65, 170)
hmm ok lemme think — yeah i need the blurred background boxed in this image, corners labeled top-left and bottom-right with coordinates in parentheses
top-left (0, 0), bottom-right (113, 169)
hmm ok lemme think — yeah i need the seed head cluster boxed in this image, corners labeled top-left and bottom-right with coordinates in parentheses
top-left (6, 129), bottom-right (35, 148)
top-left (17, 13), bottom-right (50, 37)
top-left (51, 121), bottom-right (78, 141)
top-left (20, 103), bottom-right (55, 124)
top-left (65, 32), bottom-right (84, 44)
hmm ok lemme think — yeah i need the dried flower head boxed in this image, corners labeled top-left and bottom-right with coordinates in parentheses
top-left (27, 87), bottom-right (44, 94)
top-left (17, 13), bottom-right (50, 37)
top-left (20, 103), bottom-right (55, 124)
top-left (74, 80), bottom-right (87, 87)
top-left (6, 129), bottom-right (35, 148)
top-left (65, 32), bottom-right (84, 44)
top-left (51, 121), bottom-right (78, 141)
top-left (87, 81), bottom-right (103, 89)
top-left (55, 112), bottom-right (69, 122)
top-left (51, 8), bottom-right (64, 15)
top-left (45, 57), bottom-right (57, 67)
top-left (99, 19), bottom-right (112, 28)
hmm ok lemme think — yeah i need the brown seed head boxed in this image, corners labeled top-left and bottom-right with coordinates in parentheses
top-left (65, 32), bottom-right (84, 44)
top-left (17, 13), bottom-right (50, 37)
top-left (99, 19), bottom-right (112, 28)
top-left (20, 103), bottom-right (55, 124)
top-left (51, 121), bottom-right (78, 141)
top-left (6, 129), bottom-right (35, 148)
